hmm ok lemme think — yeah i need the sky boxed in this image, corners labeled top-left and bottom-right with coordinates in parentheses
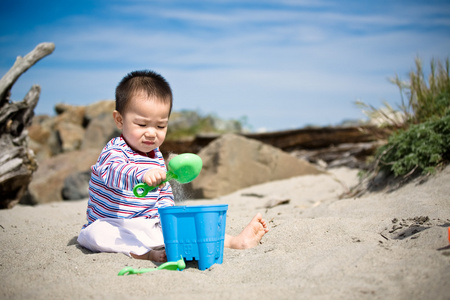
top-left (1, 0), bottom-right (449, 132)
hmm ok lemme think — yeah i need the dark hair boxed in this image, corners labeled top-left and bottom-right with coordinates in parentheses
top-left (115, 70), bottom-right (173, 115)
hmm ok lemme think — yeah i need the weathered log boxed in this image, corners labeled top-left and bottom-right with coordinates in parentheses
top-left (0, 42), bottom-right (55, 103)
top-left (242, 126), bottom-right (381, 150)
top-left (161, 126), bottom-right (386, 155)
top-left (0, 86), bottom-right (40, 208)
top-left (291, 141), bottom-right (384, 169)
top-left (0, 43), bottom-right (55, 208)
top-left (0, 85), bottom-right (40, 136)
top-left (160, 126), bottom-right (388, 171)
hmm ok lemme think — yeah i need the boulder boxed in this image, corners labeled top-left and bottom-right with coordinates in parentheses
top-left (27, 100), bottom-right (118, 157)
top-left (56, 121), bottom-right (85, 152)
top-left (27, 115), bottom-right (62, 161)
top-left (81, 112), bottom-right (120, 150)
top-left (27, 115), bottom-right (51, 144)
top-left (84, 100), bottom-right (115, 123)
top-left (24, 149), bottom-right (100, 204)
top-left (189, 133), bottom-right (324, 199)
top-left (61, 170), bottom-right (91, 200)
top-left (54, 103), bottom-right (85, 126)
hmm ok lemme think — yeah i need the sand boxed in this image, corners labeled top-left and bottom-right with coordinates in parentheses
top-left (1, 166), bottom-right (449, 299)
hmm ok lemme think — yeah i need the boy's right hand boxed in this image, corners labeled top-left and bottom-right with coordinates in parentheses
top-left (143, 168), bottom-right (167, 189)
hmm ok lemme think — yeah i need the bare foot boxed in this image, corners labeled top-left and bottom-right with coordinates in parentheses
top-left (131, 249), bottom-right (167, 262)
top-left (225, 213), bottom-right (269, 249)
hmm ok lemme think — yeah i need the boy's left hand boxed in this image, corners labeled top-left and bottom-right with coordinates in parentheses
top-left (143, 168), bottom-right (167, 189)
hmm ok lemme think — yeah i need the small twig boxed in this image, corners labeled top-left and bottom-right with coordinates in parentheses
top-left (379, 232), bottom-right (389, 240)
top-left (403, 165), bottom-right (418, 179)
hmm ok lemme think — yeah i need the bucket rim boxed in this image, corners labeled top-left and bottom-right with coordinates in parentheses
top-left (158, 204), bottom-right (228, 214)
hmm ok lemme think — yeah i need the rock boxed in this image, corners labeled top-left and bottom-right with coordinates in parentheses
top-left (16, 100), bottom-right (117, 206)
top-left (189, 133), bottom-right (324, 199)
top-left (84, 100), bottom-right (115, 123)
top-left (51, 104), bottom-right (86, 153)
top-left (61, 170), bottom-right (91, 200)
top-left (28, 115), bottom-right (62, 161)
top-left (54, 103), bottom-right (85, 126)
top-left (27, 115), bottom-right (51, 144)
top-left (81, 112), bottom-right (120, 150)
top-left (54, 103), bottom-right (73, 114)
top-left (29, 130), bottom-right (61, 161)
top-left (24, 149), bottom-right (100, 204)
top-left (27, 100), bottom-right (117, 158)
top-left (55, 122), bottom-right (85, 152)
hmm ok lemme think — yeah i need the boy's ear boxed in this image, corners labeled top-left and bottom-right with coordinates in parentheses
top-left (112, 110), bottom-right (124, 130)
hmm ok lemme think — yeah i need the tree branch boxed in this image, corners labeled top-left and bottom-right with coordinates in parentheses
top-left (0, 42), bottom-right (55, 103)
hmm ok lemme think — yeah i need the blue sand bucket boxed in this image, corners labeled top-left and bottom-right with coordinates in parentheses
top-left (158, 205), bottom-right (228, 270)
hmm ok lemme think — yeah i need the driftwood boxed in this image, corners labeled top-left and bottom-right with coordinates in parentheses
top-left (0, 42), bottom-right (55, 208)
top-left (0, 43), bottom-right (55, 102)
top-left (290, 141), bottom-right (383, 169)
top-left (244, 126), bottom-right (380, 150)
top-left (161, 126), bottom-right (387, 169)
top-left (163, 126), bottom-right (383, 153)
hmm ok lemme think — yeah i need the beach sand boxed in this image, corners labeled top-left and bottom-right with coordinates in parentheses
top-left (1, 166), bottom-right (449, 299)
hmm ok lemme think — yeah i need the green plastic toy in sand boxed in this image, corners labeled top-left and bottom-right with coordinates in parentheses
top-left (118, 256), bottom-right (186, 275)
top-left (133, 153), bottom-right (202, 198)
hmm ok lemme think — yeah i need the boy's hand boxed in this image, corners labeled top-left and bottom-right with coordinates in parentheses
top-left (143, 168), bottom-right (167, 189)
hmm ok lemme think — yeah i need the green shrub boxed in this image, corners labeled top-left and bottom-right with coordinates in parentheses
top-left (360, 57), bottom-right (450, 182)
top-left (348, 58), bottom-right (450, 196)
top-left (376, 109), bottom-right (450, 177)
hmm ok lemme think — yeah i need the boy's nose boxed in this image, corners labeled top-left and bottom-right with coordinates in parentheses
top-left (145, 127), bottom-right (156, 138)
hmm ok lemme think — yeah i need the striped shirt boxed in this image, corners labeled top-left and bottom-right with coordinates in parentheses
top-left (83, 136), bottom-right (174, 228)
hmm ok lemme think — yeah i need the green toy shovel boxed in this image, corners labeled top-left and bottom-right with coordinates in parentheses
top-left (133, 153), bottom-right (202, 197)
top-left (118, 256), bottom-right (186, 275)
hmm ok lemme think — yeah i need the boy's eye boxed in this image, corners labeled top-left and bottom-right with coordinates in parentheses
top-left (158, 126), bottom-right (166, 129)
top-left (137, 124), bottom-right (146, 127)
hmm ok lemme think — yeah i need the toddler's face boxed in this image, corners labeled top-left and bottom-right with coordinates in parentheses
top-left (113, 92), bottom-right (170, 153)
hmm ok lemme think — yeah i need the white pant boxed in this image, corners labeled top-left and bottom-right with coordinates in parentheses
top-left (77, 218), bottom-right (165, 256)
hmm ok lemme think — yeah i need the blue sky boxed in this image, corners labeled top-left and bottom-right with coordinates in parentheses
top-left (1, 0), bottom-right (449, 132)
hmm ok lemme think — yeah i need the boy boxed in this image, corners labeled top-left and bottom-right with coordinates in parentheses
top-left (78, 70), bottom-right (268, 262)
